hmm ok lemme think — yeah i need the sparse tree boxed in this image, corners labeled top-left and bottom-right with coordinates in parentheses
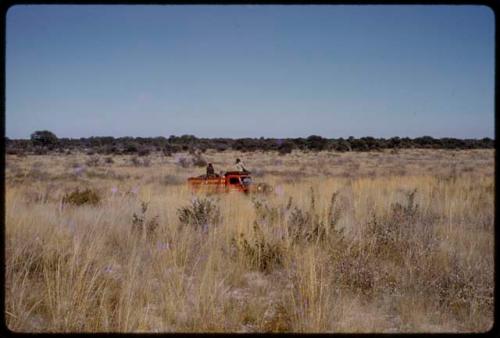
top-left (30, 130), bottom-right (58, 147)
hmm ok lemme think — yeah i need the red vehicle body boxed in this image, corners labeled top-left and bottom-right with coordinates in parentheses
top-left (187, 171), bottom-right (252, 193)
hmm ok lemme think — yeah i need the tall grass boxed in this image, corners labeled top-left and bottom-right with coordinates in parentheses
top-left (5, 149), bottom-right (494, 332)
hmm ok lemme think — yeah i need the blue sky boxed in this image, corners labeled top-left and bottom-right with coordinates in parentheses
top-left (6, 5), bottom-right (495, 139)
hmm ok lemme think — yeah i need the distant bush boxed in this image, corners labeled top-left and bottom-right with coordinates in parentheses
top-left (102, 144), bottom-right (119, 155)
top-left (192, 154), bottom-right (207, 167)
top-left (30, 130), bottom-right (58, 148)
top-left (162, 147), bottom-right (172, 157)
top-left (123, 142), bottom-right (139, 154)
top-left (278, 141), bottom-right (295, 155)
top-left (7, 134), bottom-right (495, 155)
top-left (306, 135), bottom-right (328, 151)
top-left (131, 156), bottom-right (150, 167)
top-left (137, 147), bottom-right (150, 156)
top-left (33, 147), bottom-right (48, 155)
top-left (176, 156), bottom-right (191, 168)
top-left (86, 155), bottom-right (100, 167)
top-left (62, 188), bottom-right (100, 206)
top-left (6, 147), bottom-right (22, 155)
top-left (333, 139), bottom-right (352, 152)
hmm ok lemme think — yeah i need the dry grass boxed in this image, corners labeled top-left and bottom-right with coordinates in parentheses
top-left (5, 149), bottom-right (494, 332)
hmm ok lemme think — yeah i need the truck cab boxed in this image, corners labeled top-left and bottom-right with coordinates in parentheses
top-left (224, 171), bottom-right (252, 192)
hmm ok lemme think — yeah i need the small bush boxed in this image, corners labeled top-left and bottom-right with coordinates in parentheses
top-left (335, 244), bottom-right (375, 295)
top-left (131, 156), bottom-right (151, 167)
top-left (262, 303), bottom-right (292, 332)
top-left (33, 147), bottom-right (48, 155)
top-left (277, 141), bottom-right (294, 155)
top-left (177, 197), bottom-right (221, 231)
top-left (62, 188), bottom-right (100, 206)
top-left (287, 191), bottom-right (344, 245)
top-left (6, 147), bottom-right (20, 155)
top-left (364, 189), bottom-right (420, 264)
top-left (138, 147), bottom-right (150, 157)
top-left (161, 175), bottom-right (184, 186)
top-left (131, 202), bottom-right (159, 240)
top-left (192, 154), bottom-right (207, 167)
top-left (162, 148), bottom-right (172, 157)
top-left (124, 142), bottom-right (139, 154)
top-left (86, 155), bottom-right (100, 167)
top-left (231, 223), bottom-right (284, 273)
top-left (390, 189), bottom-right (419, 224)
top-left (176, 156), bottom-right (191, 168)
top-left (253, 198), bottom-right (280, 225)
top-left (27, 167), bottom-right (49, 181)
top-left (287, 207), bottom-right (322, 243)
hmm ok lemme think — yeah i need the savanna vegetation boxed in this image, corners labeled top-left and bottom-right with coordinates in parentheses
top-left (5, 147), bottom-right (494, 332)
top-left (5, 130), bottom-right (494, 157)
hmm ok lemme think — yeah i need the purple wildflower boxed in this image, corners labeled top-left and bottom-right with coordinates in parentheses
top-left (275, 185), bottom-right (284, 197)
top-left (156, 241), bottom-right (170, 251)
top-left (68, 220), bottom-right (76, 233)
top-left (202, 223), bottom-right (209, 233)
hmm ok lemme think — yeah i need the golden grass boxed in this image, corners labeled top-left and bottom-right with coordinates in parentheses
top-left (5, 149), bottom-right (494, 332)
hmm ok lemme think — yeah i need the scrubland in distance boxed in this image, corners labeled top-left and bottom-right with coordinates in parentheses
top-left (5, 149), bottom-right (494, 332)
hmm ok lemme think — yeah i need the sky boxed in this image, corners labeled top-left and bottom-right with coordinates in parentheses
top-left (6, 5), bottom-right (495, 139)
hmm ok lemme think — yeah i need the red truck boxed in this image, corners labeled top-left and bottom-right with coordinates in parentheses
top-left (187, 171), bottom-right (259, 193)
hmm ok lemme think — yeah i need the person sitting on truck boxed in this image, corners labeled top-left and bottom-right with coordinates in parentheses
top-left (235, 158), bottom-right (249, 173)
top-left (206, 163), bottom-right (215, 177)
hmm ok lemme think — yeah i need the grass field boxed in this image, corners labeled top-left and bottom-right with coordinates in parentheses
top-left (5, 148), bottom-right (494, 332)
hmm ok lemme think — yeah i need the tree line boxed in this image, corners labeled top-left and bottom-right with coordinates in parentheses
top-left (5, 130), bottom-right (495, 156)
